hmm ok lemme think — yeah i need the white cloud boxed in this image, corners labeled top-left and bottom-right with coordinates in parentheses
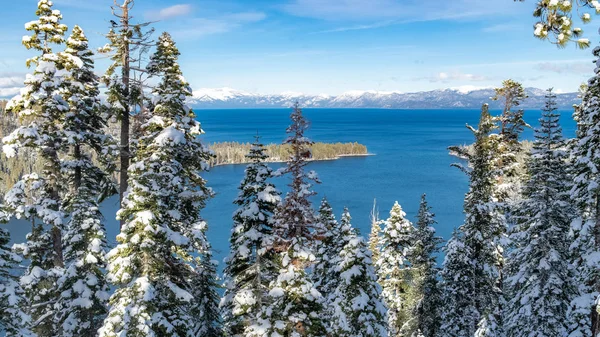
top-left (416, 71), bottom-right (491, 83)
top-left (536, 61), bottom-right (593, 74)
top-left (146, 4), bottom-right (193, 21)
top-left (0, 73), bottom-right (24, 98)
top-left (0, 88), bottom-right (21, 98)
top-left (171, 11), bottom-right (266, 39)
top-left (0, 74), bottom-right (23, 89)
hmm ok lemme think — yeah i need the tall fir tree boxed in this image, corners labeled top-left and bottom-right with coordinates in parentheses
top-left (98, 32), bottom-right (214, 337)
top-left (313, 198), bottom-right (344, 302)
top-left (191, 249), bottom-right (223, 337)
top-left (2, 1), bottom-right (69, 334)
top-left (222, 136), bottom-right (281, 337)
top-left (376, 201), bottom-right (417, 336)
top-left (440, 229), bottom-right (478, 337)
top-left (99, 0), bottom-right (154, 225)
top-left (568, 44), bottom-right (600, 337)
top-left (457, 105), bottom-right (504, 337)
top-left (411, 194), bottom-right (443, 337)
top-left (247, 103), bottom-right (326, 337)
top-left (330, 209), bottom-right (387, 337)
top-left (0, 226), bottom-right (33, 337)
top-left (491, 79), bottom-right (530, 206)
top-left (53, 25), bottom-right (114, 337)
top-left (504, 89), bottom-right (576, 337)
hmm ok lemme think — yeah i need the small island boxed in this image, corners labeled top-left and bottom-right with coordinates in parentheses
top-left (210, 141), bottom-right (370, 166)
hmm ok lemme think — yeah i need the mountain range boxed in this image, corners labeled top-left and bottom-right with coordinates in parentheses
top-left (188, 87), bottom-right (580, 109)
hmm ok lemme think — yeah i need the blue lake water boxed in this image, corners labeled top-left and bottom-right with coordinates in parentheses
top-left (5, 108), bottom-right (578, 268)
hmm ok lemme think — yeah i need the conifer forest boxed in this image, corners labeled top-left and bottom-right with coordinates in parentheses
top-left (3, 1), bottom-right (600, 337)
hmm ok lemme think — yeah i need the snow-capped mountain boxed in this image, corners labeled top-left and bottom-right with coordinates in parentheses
top-left (188, 87), bottom-right (580, 109)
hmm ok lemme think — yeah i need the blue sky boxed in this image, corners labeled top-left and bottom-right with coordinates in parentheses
top-left (0, 0), bottom-right (598, 96)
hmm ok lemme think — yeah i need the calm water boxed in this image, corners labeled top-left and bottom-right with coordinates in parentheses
top-left (5, 108), bottom-right (577, 267)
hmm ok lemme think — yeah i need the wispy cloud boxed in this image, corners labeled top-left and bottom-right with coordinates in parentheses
top-left (170, 11), bottom-right (267, 39)
top-left (0, 72), bottom-right (24, 98)
top-left (283, 0), bottom-right (519, 22)
top-left (146, 4), bottom-right (193, 21)
top-left (482, 22), bottom-right (525, 33)
top-left (536, 61), bottom-right (593, 74)
top-left (415, 71), bottom-right (492, 83)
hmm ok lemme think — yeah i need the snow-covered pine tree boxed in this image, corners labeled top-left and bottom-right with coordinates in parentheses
top-left (457, 105), bottom-right (504, 337)
top-left (330, 209), bottom-right (387, 337)
top-left (247, 102), bottom-right (326, 337)
top-left (411, 194), bottom-right (443, 337)
top-left (53, 25), bottom-right (114, 337)
top-left (313, 198), bottom-right (344, 299)
top-left (98, 32), bottom-right (214, 337)
top-left (191, 249), bottom-right (223, 337)
top-left (439, 229), bottom-right (477, 337)
top-left (11, 216), bottom-right (59, 337)
top-left (369, 199), bottom-right (383, 266)
top-left (222, 136), bottom-right (281, 336)
top-left (504, 89), bottom-right (576, 337)
top-left (0, 226), bottom-right (33, 337)
top-left (568, 44), bottom-right (600, 337)
top-left (2, 1), bottom-right (69, 334)
top-left (491, 79), bottom-right (530, 206)
top-left (376, 201), bottom-right (417, 336)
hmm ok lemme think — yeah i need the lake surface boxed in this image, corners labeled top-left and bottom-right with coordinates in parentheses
top-left (4, 108), bottom-right (578, 268)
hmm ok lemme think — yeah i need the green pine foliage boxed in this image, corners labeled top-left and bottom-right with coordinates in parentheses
top-left (504, 89), bottom-right (577, 337)
top-left (52, 24), bottom-right (115, 337)
top-left (2, 1), bottom-right (71, 334)
top-left (98, 32), bottom-right (214, 337)
top-left (460, 105), bottom-right (504, 337)
top-left (441, 105), bottom-right (505, 337)
top-left (313, 198), bottom-right (343, 300)
top-left (247, 103), bottom-right (326, 337)
top-left (222, 136), bottom-right (281, 336)
top-left (376, 201), bottom-right (417, 336)
top-left (0, 227), bottom-right (33, 337)
top-left (411, 194), bottom-right (443, 337)
top-left (440, 229), bottom-right (478, 337)
top-left (568, 45), bottom-right (600, 337)
top-left (330, 209), bottom-right (387, 337)
top-left (191, 250), bottom-right (224, 337)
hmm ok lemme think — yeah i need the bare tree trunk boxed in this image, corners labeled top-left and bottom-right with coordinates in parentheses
top-left (119, 0), bottom-right (131, 229)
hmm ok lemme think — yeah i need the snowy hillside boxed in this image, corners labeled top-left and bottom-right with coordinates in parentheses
top-left (188, 87), bottom-right (580, 109)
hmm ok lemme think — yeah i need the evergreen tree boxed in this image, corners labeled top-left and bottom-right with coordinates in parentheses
top-left (568, 45), bottom-right (600, 337)
top-left (191, 250), bottom-right (223, 337)
top-left (222, 136), bottom-right (281, 336)
top-left (0, 227), bottom-right (33, 337)
top-left (504, 89), bottom-right (576, 337)
top-left (515, 0), bottom-right (592, 48)
top-left (439, 229), bottom-right (478, 337)
top-left (247, 103), bottom-right (326, 337)
top-left (2, 1), bottom-right (69, 334)
top-left (98, 32), bottom-right (213, 337)
top-left (53, 25), bottom-right (114, 337)
top-left (458, 105), bottom-right (504, 337)
top-left (376, 201), bottom-right (416, 336)
top-left (313, 198), bottom-right (344, 300)
top-left (411, 194), bottom-right (443, 337)
top-left (491, 79), bottom-right (530, 206)
top-left (330, 209), bottom-right (387, 337)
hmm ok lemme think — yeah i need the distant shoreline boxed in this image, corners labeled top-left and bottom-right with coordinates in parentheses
top-left (212, 153), bottom-right (375, 167)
